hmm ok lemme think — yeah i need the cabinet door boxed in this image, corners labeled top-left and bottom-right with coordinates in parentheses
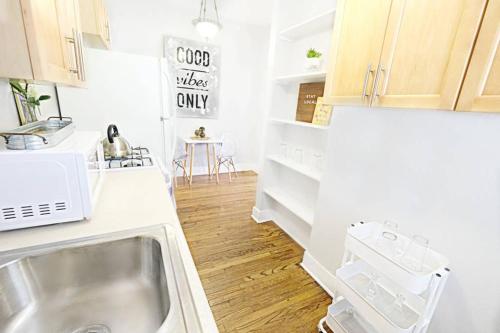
top-left (0, 0), bottom-right (33, 79)
top-left (456, 0), bottom-right (500, 112)
top-left (56, 0), bottom-right (80, 82)
top-left (97, 0), bottom-right (111, 46)
top-left (324, 0), bottom-right (392, 106)
top-left (371, 0), bottom-right (487, 110)
top-left (20, 0), bottom-right (71, 83)
top-left (78, 0), bottom-right (97, 33)
top-left (78, 0), bottom-right (110, 49)
top-left (102, 2), bottom-right (111, 45)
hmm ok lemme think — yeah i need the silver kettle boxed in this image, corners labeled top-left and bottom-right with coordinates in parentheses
top-left (102, 124), bottom-right (131, 158)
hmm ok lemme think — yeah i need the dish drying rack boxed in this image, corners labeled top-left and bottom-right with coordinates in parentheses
top-left (0, 117), bottom-right (74, 150)
top-left (318, 222), bottom-right (450, 333)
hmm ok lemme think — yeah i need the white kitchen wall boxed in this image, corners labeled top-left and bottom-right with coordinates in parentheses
top-left (82, 0), bottom-right (271, 173)
top-left (306, 106), bottom-right (500, 333)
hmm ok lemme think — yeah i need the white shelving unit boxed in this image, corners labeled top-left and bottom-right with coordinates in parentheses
top-left (279, 9), bottom-right (336, 41)
top-left (269, 118), bottom-right (329, 130)
top-left (263, 187), bottom-right (314, 226)
top-left (318, 222), bottom-right (450, 333)
top-left (252, 0), bottom-right (336, 248)
top-left (267, 154), bottom-right (322, 181)
top-left (274, 71), bottom-right (327, 84)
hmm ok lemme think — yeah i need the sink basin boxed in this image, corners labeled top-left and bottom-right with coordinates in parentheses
top-left (0, 226), bottom-right (201, 333)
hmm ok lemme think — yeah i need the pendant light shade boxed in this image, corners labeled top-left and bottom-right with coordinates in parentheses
top-left (193, 0), bottom-right (222, 40)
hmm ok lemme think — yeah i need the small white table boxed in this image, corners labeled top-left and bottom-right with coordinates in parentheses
top-left (183, 137), bottom-right (222, 185)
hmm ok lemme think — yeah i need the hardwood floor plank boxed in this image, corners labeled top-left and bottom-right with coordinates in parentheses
top-left (175, 171), bottom-right (331, 332)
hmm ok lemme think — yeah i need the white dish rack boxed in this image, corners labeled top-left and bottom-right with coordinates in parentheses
top-left (318, 222), bottom-right (450, 333)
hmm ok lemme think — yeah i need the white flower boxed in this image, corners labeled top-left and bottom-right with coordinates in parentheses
top-left (27, 86), bottom-right (38, 99)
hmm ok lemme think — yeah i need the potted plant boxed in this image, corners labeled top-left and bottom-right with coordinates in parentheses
top-left (9, 79), bottom-right (51, 124)
top-left (305, 48), bottom-right (322, 71)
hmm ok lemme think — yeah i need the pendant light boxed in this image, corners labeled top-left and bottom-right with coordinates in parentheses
top-left (193, 0), bottom-right (222, 40)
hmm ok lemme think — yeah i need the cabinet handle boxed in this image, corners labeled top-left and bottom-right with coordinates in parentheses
top-left (371, 63), bottom-right (386, 102)
top-left (73, 29), bottom-right (83, 81)
top-left (362, 64), bottom-right (374, 99)
top-left (76, 30), bottom-right (86, 81)
top-left (66, 29), bottom-right (86, 82)
top-left (105, 22), bottom-right (110, 41)
top-left (64, 35), bottom-right (80, 77)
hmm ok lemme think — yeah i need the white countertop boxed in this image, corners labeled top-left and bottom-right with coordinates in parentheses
top-left (0, 167), bottom-right (218, 333)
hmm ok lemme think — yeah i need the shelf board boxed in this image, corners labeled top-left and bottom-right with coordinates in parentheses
top-left (267, 155), bottom-right (321, 182)
top-left (279, 9), bottom-right (336, 41)
top-left (346, 222), bottom-right (450, 294)
top-left (270, 118), bottom-right (329, 130)
top-left (263, 187), bottom-right (314, 226)
top-left (274, 71), bottom-right (327, 84)
top-left (326, 299), bottom-right (377, 333)
top-left (336, 260), bottom-right (421, 333)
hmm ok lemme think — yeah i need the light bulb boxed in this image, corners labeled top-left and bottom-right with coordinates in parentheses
top-left (193, 19), bottom-right (221, 39)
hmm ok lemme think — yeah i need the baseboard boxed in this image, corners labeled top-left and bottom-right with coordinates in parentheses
top-left (301, 251), bottom-right (336, 298)
top-left (251, 206), bottom-right (273, 223)
top-left (271, 212), bottom-right (311, 249)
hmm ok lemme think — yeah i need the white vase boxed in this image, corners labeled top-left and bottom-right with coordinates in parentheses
top-left (305, 57), bottom-right (322, 71)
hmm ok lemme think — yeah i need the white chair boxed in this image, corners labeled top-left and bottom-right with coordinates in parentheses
top-left (172, 139), bottom-right (189, 187)
top-left (213, 134), bottom-right (238, 184)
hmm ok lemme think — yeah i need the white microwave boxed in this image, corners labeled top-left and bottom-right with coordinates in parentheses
top-left (0, 131), bottom-right (104, 231)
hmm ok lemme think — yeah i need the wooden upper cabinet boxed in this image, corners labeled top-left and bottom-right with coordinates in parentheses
top-left (325, 0), bottom-right (490, 111)
top-left (325, 0), bottom-right (392, 106)
top-left (99, 1), bottom-right (111, 44)
top-left (0, 0), bottom-right (33, 80)
top-left (371, 0), bottom-right (487, 110)
top-left (457, 0), bottom-right (500, 112)
top-left (55, 0), bottom-right (86, 84)
top-left (0, 0), bottom-right (85, 86)
top-left (79, 0), bottom-right (111, 49)
top-left (20, 0), bottom-right (71, 83)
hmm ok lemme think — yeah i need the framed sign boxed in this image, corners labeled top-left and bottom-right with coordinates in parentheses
top-left (295, 82), bottom-right (325, 123)
top-left (164, 36), bottom-right (220, 118)
top-left (312, 97), bottom-right (333, 126)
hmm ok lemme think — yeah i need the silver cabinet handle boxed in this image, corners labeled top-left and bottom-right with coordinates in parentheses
top-left (64, 34), bottom-right (79, 76)
top-left (76, 30), bottom-right (86, 81)
top-left (372, 63), bottom-right (386, 102)
top-left (105, 22), bottom-right (110, 41)
top-left (73, 29), bottom-right (82, 81)
top-left (66, 29), bottom-right (85, 82)
top-left (362, 64), bottom-right (374, 99)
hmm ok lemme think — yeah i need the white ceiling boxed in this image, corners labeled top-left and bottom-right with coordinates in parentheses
top-left (169, 0), bottom-right (274, 27)
top-left (219, 0), bottom-right (273, 26)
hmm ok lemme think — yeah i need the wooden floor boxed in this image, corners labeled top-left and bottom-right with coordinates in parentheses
top-left (175, 171), bottom-right (332, 333)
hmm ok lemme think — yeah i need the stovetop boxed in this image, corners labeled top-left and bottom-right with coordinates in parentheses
top-left (105, 147), bottom-right (154, 169)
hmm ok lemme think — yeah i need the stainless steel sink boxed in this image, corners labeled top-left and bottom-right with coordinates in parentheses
top-left (0, 226), bottom-right (202, 333)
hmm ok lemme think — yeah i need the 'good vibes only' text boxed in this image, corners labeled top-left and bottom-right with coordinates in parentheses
top-left (176, 47), bottom-right (211, 110)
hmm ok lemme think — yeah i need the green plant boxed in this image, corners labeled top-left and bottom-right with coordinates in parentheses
top-left (9, 79), bottom-right (51, 110)
top-left (306, 48), bottom-right (322, 58)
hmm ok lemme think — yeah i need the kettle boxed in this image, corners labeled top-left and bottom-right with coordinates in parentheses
top-left (102, 124), bottom-right (131, 158)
